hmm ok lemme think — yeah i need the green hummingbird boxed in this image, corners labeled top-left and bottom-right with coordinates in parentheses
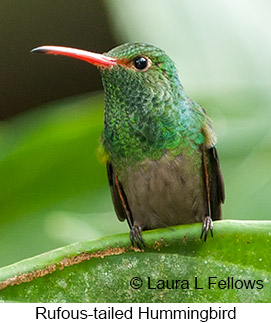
top-left (31, 43), bottom-right (225, 248)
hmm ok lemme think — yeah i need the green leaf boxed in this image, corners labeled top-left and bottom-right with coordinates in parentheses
top-left (0, 220), bottom-right (270, 302)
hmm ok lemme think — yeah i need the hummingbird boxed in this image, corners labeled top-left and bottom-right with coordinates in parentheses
top-left (31, 43), bottom-right (225, 248)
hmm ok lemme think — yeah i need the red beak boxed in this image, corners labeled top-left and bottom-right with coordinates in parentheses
top-left (31, 45), bottom-right (117, 68)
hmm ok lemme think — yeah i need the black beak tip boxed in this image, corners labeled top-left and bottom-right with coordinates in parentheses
top-left (30, 47), bottom-right (46, 54)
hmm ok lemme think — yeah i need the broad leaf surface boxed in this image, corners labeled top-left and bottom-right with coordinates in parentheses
top-left (0, 221), bottom-right (270, 302)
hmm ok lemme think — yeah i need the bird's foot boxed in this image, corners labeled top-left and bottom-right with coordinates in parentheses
top-left (130, 225), bottom-right (145, 249)
top-left (200, 216), bottom-right (213, 241)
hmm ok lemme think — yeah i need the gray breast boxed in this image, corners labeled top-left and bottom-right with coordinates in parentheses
top-left (121, 153), bottom-right (206, 230)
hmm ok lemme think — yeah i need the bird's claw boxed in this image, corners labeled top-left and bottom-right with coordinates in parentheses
top-left (130, 225), bottom-right (145, 249)
top-left (200, 216), bottom-right (213, 241)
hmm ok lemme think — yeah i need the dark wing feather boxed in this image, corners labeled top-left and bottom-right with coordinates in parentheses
top-left (106, 161), bottom-right (134, 228)
top-left (207, 146), bottom-right (225, 220)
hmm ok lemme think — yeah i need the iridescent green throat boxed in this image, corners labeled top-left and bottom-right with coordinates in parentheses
top-left (100, 43), bottom-right (204, 167)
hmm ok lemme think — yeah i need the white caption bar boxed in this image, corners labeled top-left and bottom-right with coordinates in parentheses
top-left (0, 303), bottom-right (269, 322)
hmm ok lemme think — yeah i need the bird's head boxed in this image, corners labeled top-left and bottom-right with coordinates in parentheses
top-left (31, 43), bottom-right (182, 106)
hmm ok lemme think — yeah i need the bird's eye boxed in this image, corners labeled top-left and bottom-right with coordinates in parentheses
top-left (132, 56), bottom-right (151, 71)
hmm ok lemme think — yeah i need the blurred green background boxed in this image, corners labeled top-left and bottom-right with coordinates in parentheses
top-left (0, 0), bottom-right (270, 267)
